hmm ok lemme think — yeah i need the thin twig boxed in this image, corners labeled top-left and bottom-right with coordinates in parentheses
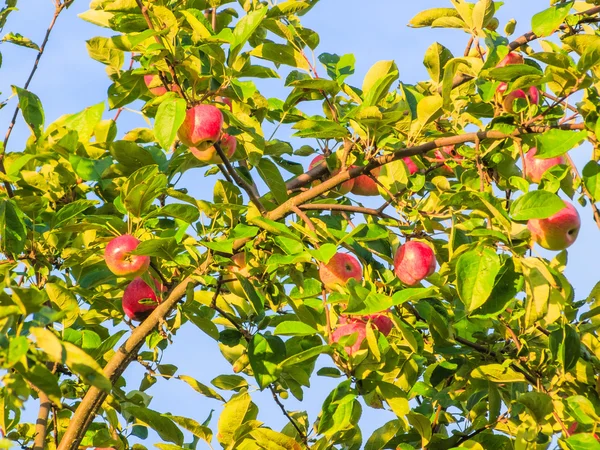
top-left (268, 385), bottom-right (308, 446)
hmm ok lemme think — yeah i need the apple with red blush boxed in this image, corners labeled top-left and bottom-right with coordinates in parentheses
top-left (178, 104), bottom-right (223, 148)
top-left (104, 235), bottom-right (150, 278)
top-left (394, 240), bottom-right (437, 286)
top-left (122, 277), bottom-right (164, 321)
top-left (190, 133), bottom-right (237, 164)
top-left (527, 200), bottom-right (580, 251)
top-left (319, 252), bottom-right (362, 290)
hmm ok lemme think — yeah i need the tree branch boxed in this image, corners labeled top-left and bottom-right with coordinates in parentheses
top-left (268, 385), bottom-right (308, 447)
top-left (1, 2), bottom-right (70, 197)
top-left (33, 391), bottom-right (51, 450)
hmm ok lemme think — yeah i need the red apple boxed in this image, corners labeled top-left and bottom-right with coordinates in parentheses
top-left (402, 157), bottom-right (418, 175)
top-left (122, 277), bottom-right (164, 321)
top-left (566, 422), bottom-right (600, 441)
top-left (177, 104), bottom-right (223, 148)
top-left (144, 75), bottom-right (168, 96)
top-left (190, 133), bottom-right (237, 164)
top-left (503, 86), bottom-right (539, 113)
top-left (496, 52), bottom-right (524, 67)
top-left (522, 147), bottom-right (567, 184)
top-left (432, 145), bottom-right (463, 174)
top-left (339, 313), bottom-right (394, 336)
top-left (332, 321), bottom-right (367, 355)
top-left (309, 155), bottom-right (354, 194)
top-left (527, 200), bottom-right (580, 251)
top-left (104, 235), bottom-right (150, 278)
top-left (224, 253), bottom-right (250, 297)
top-left (216, 96), bottom-right (233, 111)
top-left (351, 167), bottom-right (381, 196)
top-left (319, 253), bottom-right (362, 290)
top-left (394, 241), bottom-right (437, 286)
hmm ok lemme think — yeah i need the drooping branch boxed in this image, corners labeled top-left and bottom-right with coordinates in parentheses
top-left (1, 1), bottom-right (72, 197)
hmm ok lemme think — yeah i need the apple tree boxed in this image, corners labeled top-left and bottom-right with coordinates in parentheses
top-left (2, 0), bottom-right (600, 449)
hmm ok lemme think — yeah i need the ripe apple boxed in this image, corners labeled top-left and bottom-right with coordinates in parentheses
top-left (402, 157), bottom-right (418, 175)
top-left (394, 241), bottom-right (437, 286)
top-left (309, 155), bottom-right (354, 194)
top-left (319, 253), bottom-right (362, 290)
top-left (216, 96), bottom-right (233, 111)
top-left (190, 133), bottom-right (237, 164)
top-left (522, 147), bottom-right (567, 184)
top-left (496, 52), bottom-right (524, 67)
top-left (432, 145), bottom-right (463, 174)
top-left (122, 277), bottom-right (164, 321)
top-left (527, 200), bottom-right (580, 251)
top-left (339, 313), bottom-right (393, 336)
top-left (224, 253), bottom-right (250, 297)
top-left (144, 75), bottom-right (168, 96)
top-left (351, 167), bottom-right (381, 196)
top-left (332, 321), bottom-right (367, 355)
top-left (567, 422), bottom-right (600, 441)
top-left (104, 235), bottom-right (150, 278)
top-left (503, 86), bottom-right (539, 113)
top-left (177, 104), bottom-right (223, 148)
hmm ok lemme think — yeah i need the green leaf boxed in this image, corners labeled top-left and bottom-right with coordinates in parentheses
top-left (486, 64), bottom-right (543, 81)
top-left (178, 375), bottom-right (225, 401)
top-left (471, 364), bottom-right (526, 383)
top-left (154, 97), bottom-right (186, 150)
top-left (549, 324), bottom-right (580, 372)
top-left (169, 415), bottom-right (212, 443)
top-left (416, 95), bottom-right (443, 125)
top-left (6, 336), bottom-right (28, 368)
top-left (406, 412), bottom-right (432, 445)
top-left (125, 406), bottom-right (184, 445)
top-left (583, 161), bottom-right (600, 202)
top-left (364, 420), bottom-right (402, 450)
top-left (256, 158), bottom-right (288, 205)
top-left (280, 345), bottom-right (330, 367)
top-left (408, 8), bottom-right (461, 28)
top-left (423, 42), bottom-right (453, 84)
top-left (456, 247), bottom-right (501, 312)
top-left (531, 1), bottom-right (573, 38)
top-left (2, 32), bottom-right (39, 50)
top-left (121, 165), bottom-right (167, 218)
top-left (250, 43), bottom-right (310, 71)
top-left (46, 283), bottom-right (79, 328)
top-left (362, 60), bottom-right (399, 106)
top-left (518, 392), bottom-right (553, 422)
top-left (64, 101), bottom-right (105, 142)
top-left (229, 7), bottom-right (268, 64)
top-left (292, 119), bottom-right (348, 139)
top-left (13, 86), bottom-right (44, 138)
top-left (248, 334), bottom-right (286, 389)
top-left (536, 129), bottom-right (586, 158)
top-left (0, 199), bottom-right (27, 256)
top-left (217, 391), bottom-right (253, 446)
top-left (510, 190), bottom-right (565, 221)
top-left (14, 362), bottom-right (62, 405)
top-left (274, 321), bottom-right (318, 336)
top-left (564, 434), bottom-right (600, 449)
top-left (147, 203), bottom-right (200, 223)
top-left (211, 375), bottom-right (248, 391)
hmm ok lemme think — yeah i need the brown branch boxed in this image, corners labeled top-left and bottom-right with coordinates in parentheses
top-left (134, 0), bottom-right (189, 103)
top-left (268, 385), bottom-right (308, 446)
top-left (1, 2), bottom-right (70, 197)
top-left (214, 142), bottom-right (266, 214)
top-left (57, 276), bottom-right (197, 450)
top-left (33, 391), bottom-right (51, 450)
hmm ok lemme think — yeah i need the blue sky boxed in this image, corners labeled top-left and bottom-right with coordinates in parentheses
top-left (1, 0), bottom-right (596, 446)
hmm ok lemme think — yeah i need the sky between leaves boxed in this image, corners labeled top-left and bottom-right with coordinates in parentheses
top-left (0, 0), bottom-right (596, 445)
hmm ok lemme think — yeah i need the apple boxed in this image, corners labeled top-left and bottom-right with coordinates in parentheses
top-left (216, 96), bottom-right (233, 111)
top-left (394, 241), bottom-right (437, 286)
top-left (496, 52), bottom-right (524, 67)
top-left (339, 313), bottom-right (393, 336)
top-left (319, 252), bottom-right (362, 290)
top-left (224, 253), bottom-right (250, 297)
top-left (503, 86), bottom-right (539, 113)
top-left (309, 155), bottom-right (354, 195)
top-left (177, 104), bottom-right (223, 148)
top-left (567, 422), bottom-right (600, 440)
top-left (402, 157), bottom-right (418, 175)
top-left (332, 321), bottom-right (367, 355)
top-left (104, 235), bottom-right (150, 278)
top-left (122, 277), bottom-right (164, 321)
top-left (522, 147), bottom-right (567, 184)
top-left (432, 145), bottom-right (463, 174)
top-left (144, 75), bottom-right (168, 96)
top-left (190, 133), bottom-right (237, 164)
top-left (351, 167), bottom-right (381, 196)
top-left (527, 200), bottom-right (580, 251)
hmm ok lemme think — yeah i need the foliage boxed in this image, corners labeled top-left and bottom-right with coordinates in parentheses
top-left (1, 0), bottom-right (600, 449)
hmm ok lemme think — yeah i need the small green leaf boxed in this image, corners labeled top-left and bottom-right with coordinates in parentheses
top-left (536, 129), bottom-right (586, 158)
top-left (471, 364), bottom-right (526, 383)
top-left (250, 43), bottom-right (310, 71)
top-left (154, 97), bottom-right (186, 150)
top-left (583, 161), bottom-right (600, 202)
top-left (510, 190), bottom-right (565, 221)
top-left (518, 392), bottom-right (553, 422)
top-left (178, 375), bottom-right (225, 401)
top-left (274, 321), bottom-right (318, 336)
top-left (229, 7), bottom-right (268, 64)
top-left (257, 158), bottom-right (288, 205)
top-left (0, 200), bottom-right (27, 256)
top-left (364, 420), bottom-right (402, 450)
top-left (125, 406), bottom-right (184, 445)
top-left (362, 60), bottom-right (399, 106)
top-left (456, 247), bottom-right (501, 312)
top-left (3, 32), bottom-right (39, 50)
top-left (408, 8), bottom-right (461, 28)
top-left (217, 391), bottom-right (253, 446)
top-left (549, 324), bottom-right (580, 372)
top-left (13, 86), bottom-right (44, 138)
top-left (248, 334), bottom-right (286, 389)
top-left (211, 375), bottom-right (248, 391)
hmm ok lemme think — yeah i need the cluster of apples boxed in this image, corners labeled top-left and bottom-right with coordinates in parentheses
top-left (104, 235), bottom-right (163, 321)
top-left (495, 52), bottom-right (540, 113)
top-left (320, 242), bottom-right (436, 355)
